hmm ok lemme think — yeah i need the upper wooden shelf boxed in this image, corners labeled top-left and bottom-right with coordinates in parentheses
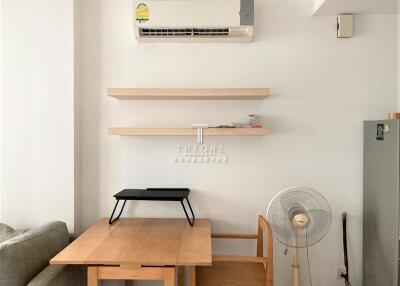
top-left (109, 127), bottom-right (271, 136)
top-left (108, 88), bottom-right (270, 100)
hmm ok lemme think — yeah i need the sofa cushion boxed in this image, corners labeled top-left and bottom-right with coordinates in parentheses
top-left (0, 221), bottom-right (69, 286)
top-left (0, 224), bottom-right (27, 244)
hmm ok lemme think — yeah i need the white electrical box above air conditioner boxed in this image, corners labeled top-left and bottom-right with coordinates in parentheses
top-left (133, 0), bottom-right (254, 42)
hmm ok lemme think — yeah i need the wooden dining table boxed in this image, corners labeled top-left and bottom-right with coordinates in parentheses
top-left (50, 218), bottom-right (212, 286)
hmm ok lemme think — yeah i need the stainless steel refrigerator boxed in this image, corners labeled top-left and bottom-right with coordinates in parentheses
top-left (364, 120), bottom-right (400, 286)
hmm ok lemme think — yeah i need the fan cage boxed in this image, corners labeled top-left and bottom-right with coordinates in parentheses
top-left (267, 187), bottom-right (332, 248)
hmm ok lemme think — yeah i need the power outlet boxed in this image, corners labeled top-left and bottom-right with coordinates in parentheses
top-left (337, 267), bottom-right (346, 280)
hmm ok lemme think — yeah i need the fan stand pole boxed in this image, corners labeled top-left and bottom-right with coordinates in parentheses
top-left (292, 246), bottom-right (300, 286)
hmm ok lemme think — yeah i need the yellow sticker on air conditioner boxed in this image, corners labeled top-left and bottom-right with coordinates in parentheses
top-left (136, 3), bottom-right (149, 22)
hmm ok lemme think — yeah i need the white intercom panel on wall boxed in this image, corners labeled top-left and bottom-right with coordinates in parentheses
top-left (337, 15), bottom-right (354, 38)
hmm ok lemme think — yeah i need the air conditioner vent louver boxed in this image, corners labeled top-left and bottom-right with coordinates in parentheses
top-left (139, 28), bottom-right (231, 37)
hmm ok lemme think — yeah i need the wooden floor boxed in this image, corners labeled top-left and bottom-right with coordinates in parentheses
top-left (195, 262), bottom-right (266, 286)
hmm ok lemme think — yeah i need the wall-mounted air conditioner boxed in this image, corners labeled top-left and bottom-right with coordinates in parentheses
top-left (133, 0), bottom-right (254, 42)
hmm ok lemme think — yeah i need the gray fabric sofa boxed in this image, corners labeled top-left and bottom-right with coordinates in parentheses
top-left (0, 221), bottom-right (86, 286)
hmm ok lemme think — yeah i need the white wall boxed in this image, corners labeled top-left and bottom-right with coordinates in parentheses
top-left (78, 1), bottom-right (398, 286)
top-left (1, 0), bottom-right (75, 231)
top-left (1, 0), bottom-right (398, 285)
top-left (313, 0), bottom-right (326, 14)
top-left (397, 5), bottom-right (400, 115)
top-left (0, 1), bottom-right (3, 222)
top-left (74, 0), bottom-right (82, 235)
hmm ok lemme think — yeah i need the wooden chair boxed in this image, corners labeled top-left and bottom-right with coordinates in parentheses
top-left (191, 215), bottom-right (273, 286)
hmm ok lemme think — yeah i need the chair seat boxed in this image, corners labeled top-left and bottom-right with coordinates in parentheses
top-left (196, 261), bottom-right (266, 286)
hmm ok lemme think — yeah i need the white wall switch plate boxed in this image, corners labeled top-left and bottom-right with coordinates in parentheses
top-left (337, 15), bottom-right (354, 38)
top-left (336, 267), bottom-right (346, 279)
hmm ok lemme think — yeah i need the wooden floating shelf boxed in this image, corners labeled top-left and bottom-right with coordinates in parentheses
top-left (108, 88), bottom-right (270, 100)
top-left (108, 128), bottom-right (271, 136)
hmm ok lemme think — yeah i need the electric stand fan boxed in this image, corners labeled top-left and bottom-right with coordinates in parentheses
top-left (267, 187), bottom-right (332, 286)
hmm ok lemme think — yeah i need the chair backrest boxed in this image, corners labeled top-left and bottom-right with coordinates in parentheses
top-left (257, 215), bottom-right (274, 286)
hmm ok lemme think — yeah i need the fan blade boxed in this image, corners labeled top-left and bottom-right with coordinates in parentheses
top-left (279, 191), bottom-right (314, 212)
top-left (306, 209), bottom-right (330, 226)
top-left (303, 209), bottom-right (331, 245)
top-left (269, 213), bottom-right (289, 230)
top-left (268, 213), bottom-right (298, 247)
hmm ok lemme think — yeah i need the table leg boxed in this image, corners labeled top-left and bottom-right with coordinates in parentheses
top-left (109, 200), bottom-right (127, 224)
top-left (125, 281), bottom-right (134, 286)
top-left (164, 267), bottom-right (176, 286)
top-left (177, 266), bottom-right (185, 286)
top-left (88, 267), bottom-right (99, 286)
top-left (180, 198), bottom-right (195, 226)
top-left (189, 266), bottom-right (196, 286)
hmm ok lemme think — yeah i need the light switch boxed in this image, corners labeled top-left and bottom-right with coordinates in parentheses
top-left (337, 15), bottom-right (354, 38)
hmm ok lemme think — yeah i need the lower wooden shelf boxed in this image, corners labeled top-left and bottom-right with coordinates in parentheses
top-left (108, 88), bottom-right (270, 100)
top-left (108, 128), bottom-right (271, 136)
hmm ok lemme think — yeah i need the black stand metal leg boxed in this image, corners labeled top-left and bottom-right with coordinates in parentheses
top-left (109, 200), bottom-right (127, 225)
top-left (181, 198), bottom-right (195, 226)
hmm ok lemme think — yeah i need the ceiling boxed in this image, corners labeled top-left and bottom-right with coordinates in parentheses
top-left (313, 0), bottom-right (399, 15)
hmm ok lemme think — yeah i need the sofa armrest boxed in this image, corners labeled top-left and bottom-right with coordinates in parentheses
top-left (28, 265), bottom-right (66, 286)
top-left (28, 264), bottom-right (86, 286)
top-left (0, 221), bottom-right (70, 286)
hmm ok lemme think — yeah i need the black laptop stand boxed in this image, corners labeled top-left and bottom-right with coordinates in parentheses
top-left (109, 188), bottom-right (195, 226)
